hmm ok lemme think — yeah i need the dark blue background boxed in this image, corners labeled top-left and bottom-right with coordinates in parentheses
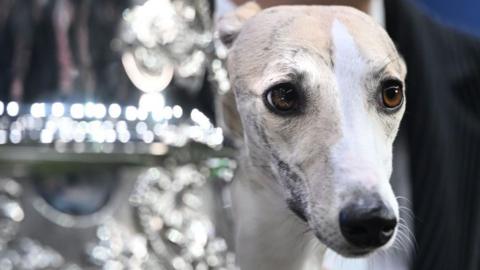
top-left (417, 0), bottom-right (480, 36)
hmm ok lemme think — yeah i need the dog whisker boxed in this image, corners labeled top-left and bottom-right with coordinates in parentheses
top-left (394, 235), bottom-right (409, 254)
top-left (394, 226), bottom-right (417, 257)
top-left (395, 195), bottom-right (412, 204)
top-left (399, 207), bottom-right (415, 220)
top-left (397, 223), bottom-right (418, 251)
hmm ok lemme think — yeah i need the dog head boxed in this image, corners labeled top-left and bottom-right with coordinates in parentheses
top-left (218, 2), bottom-right (406, 257)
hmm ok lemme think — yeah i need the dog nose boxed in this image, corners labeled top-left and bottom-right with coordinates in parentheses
top-left (339, 199), bottom-right (397, 249)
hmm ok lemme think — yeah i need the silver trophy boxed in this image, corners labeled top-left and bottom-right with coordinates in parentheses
top-left (0, 0), bottom-right (237, 269)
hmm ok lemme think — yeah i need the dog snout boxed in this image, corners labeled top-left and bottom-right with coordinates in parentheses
top-left (339, 198), bottom-right (397, 249)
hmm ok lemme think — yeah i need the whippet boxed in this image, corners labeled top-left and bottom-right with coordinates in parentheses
top-left (216, 2), bottom-right (407, 269)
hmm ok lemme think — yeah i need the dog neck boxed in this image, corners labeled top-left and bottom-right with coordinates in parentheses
top-left (232, 153), bottom-right (327, 270)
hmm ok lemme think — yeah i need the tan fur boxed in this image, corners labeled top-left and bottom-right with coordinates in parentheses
top-left (217, 3), bottom-right (406, 269)
top-left (226, 5), bottom-right (404, 93)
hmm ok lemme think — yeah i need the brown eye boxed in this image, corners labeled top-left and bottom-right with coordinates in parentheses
top-left (381, 80), bottom-right (404, 109)
top-left (265, 83), bottom-right (300, 114)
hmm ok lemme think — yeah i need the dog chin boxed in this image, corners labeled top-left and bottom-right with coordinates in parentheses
top-left (339, 233), bottom-right (398, 258)
top-left (336, 247), bottom-right (376, 258)
top-left (313, 232), bottom-right (382, 259)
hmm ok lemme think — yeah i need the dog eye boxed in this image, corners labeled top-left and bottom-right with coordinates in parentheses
top-left (381, 80), bottom-right (404, 109)
top-left (264, 83), bottom-right (300, 114)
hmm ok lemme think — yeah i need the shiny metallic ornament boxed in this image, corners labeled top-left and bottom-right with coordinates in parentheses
top-left (32, 170), bottom-right (118, 228)
top-left (130, 163), bottom-right (238, 270)
top-left (86, 219), bottom-right (165, 270)
top-left (0, 153), bottom-right (238, 269)
top-left (0, 179), bottom-right (76, 270)
top-left (0, 0), bottom-right (242, 269)
top-left (0, 238), bottom-right (71, 270)
top-left (209, 36), bottom-right (231, 95)
top-left (120, 0), bottom-right (213, 93)
top-left (0, 179), bottom-right (24, 249)
top-left (0, 101), bottom-right (223, 152)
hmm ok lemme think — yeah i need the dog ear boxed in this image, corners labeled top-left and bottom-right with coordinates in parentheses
top-left (215, 2), bottom-right (261, 148)
top-left (217, 1), bottom-right (262, 48)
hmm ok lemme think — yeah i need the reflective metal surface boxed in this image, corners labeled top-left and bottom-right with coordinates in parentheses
top-left (0, 153), bottom-right (237, 269)
top-left (0, 0), bottom-right (239, 269)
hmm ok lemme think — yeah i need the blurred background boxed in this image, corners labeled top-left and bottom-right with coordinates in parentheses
top-left (0, 0), bottom-right (238, 269)
top-left (419, 0), bottom-right (480, 36)
top-left (0, 0), bottom-right (478, 270)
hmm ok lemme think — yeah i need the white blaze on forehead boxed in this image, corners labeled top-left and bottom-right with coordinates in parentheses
top-left (331, 19), bottom-right (367, 73)
top-left (330, 19), bottom-right (389, 188)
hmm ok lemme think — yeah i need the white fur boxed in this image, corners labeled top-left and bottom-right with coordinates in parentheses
top-left (233, 167), bottom-right (325, 270)
top-left (219, 5), bottom-right (406, 270)
top-left (330, 19), bottom-right (398, 218)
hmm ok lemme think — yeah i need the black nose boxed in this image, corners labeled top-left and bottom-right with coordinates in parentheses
top-left (339, 200), bottom-right (397, 249)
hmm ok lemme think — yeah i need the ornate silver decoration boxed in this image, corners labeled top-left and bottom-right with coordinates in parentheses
top-left (0, 238), bottom-right (72, 270)
top-left (208, 35), bottom-right (231, 95)
top-left (0, 179), bottom-right (77, 270)
top-left (0, 0), bottom-right (241, 269)
top-left (120, 0), bottom-right (213, 93)
top-left (0, 101), bottom-right (223, 152)
top-left (130, 163), bottom-right (238, 270)
top-left (86, 219), bottom-right (163, 270)
top-left (0, 179), bottom-right (24, 249)
top-left (0, 155), bottom-right (238, 269)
